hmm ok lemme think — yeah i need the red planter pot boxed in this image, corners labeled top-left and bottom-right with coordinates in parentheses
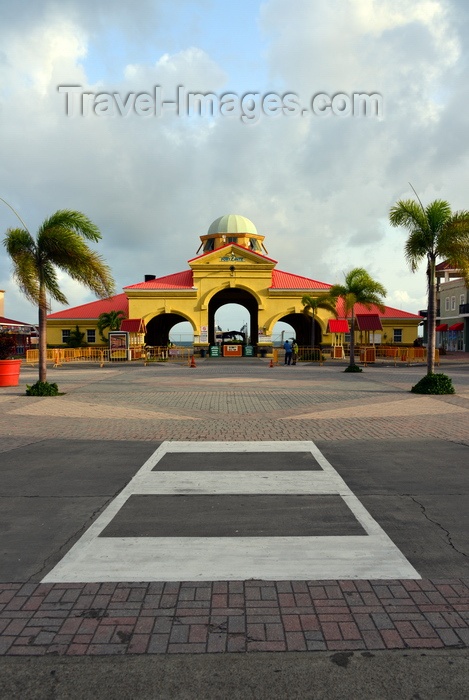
top-left (0, 359), bottom-right (22, 387)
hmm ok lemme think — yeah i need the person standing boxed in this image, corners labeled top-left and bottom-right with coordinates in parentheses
top-left (283, 339), bottom-right (293, 365)
top-left (292, 339), bottom-right (299, 365)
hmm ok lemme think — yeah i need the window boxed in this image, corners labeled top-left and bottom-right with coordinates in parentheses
top-left (203, 239), bottom-right (214, 251)
top-left (460, 294), bottom-right (466, 307)
top-left (227, 236), bottom-right (237, 243)
top-left (87, 329), bottom-right (96, 344)
top-left (250, 239), bottom-right (261, 251)
top-left (445, 297), bottom-right (450, 311)
top-left (62, 329), bottom-right (70, 343)
top-left (393, 329), bottom-right (402, 343)
top-left (451, 296), bottom-right (456, 311)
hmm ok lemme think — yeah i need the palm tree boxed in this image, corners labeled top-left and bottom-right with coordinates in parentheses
top-left (389, 198), bottom-right (469, 375)
top-left (3, 209), bottom-right (115, 382)
top-left (301, 294), bottom-right (338, 349)
top-left (97, 310), bottom-right (126, 343)
top-left (330, 268), bottom-right (387, 368)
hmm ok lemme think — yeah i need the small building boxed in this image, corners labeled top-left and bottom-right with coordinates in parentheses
top-left (46, 215), bottom-right (422, 349)
top-left (0, 290), bottom-right (37, 355)
top-left (434, 263), bottom-right (468, 352)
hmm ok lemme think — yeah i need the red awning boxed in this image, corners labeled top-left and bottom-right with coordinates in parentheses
top-left (435, 324), bottom-right (448, 332)
top-left (328, 319), bottom-right (349, 333)
top-left (120, 319), bottom-right (146, 333)
top-left (355, 314), bottom-right (383, 331)
top-left (449, 322), bottom-right (464, 331)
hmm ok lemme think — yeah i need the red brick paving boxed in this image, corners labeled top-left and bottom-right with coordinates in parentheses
top-left (0, 579), bottom-right (468, 656)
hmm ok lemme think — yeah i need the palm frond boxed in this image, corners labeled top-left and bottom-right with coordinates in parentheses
top-left (3, 228), bottom-right (39, 303)
top-left (37, 210), bottom-right (101, 243)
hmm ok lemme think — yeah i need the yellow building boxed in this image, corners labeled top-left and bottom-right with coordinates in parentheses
top-left (47, 214), bottom-right (422, 349)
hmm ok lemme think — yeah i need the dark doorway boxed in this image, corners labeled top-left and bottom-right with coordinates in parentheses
top-left (208, 289), bottom-right (259, 345)
top-left (280, 313), bottom-right (322, 346)
top-left (145, 313), bottom-right (190, 346)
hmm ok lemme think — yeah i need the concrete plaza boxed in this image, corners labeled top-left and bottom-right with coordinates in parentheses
top-left (0, 356), bottom-right (468, 697)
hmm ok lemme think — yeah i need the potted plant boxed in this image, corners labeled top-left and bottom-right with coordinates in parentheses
top-left (0, 332), bottom-right (22, 387)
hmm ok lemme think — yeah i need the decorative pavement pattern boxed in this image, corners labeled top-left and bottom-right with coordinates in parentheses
top-left (0, 358), bottom-right (468, 656)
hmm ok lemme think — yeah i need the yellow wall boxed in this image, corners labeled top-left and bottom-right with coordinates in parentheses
top-left (46, 244), bottom-right (421, 346)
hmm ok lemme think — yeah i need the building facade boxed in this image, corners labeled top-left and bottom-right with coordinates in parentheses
top-left (46, 215), bottom-right (422, 350)
top-left (435, 268), bottom-right (468, 352)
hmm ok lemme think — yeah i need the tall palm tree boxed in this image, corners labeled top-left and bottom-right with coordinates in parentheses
top-left (330, 268), bottom-right (387, 367)
top-left (97, 310), bottom-right (126, 343)
top-left (4, 209), bottom-right (115, 382)
top-left (389, 198), bottom-right (469, 375)
top-left (301, 294), bottom-right (338, 348)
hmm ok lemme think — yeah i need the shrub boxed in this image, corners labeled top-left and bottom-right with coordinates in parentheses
top-left (26, 381), bottom-right (60, 396)
top-left (411, 373), bottom-right (455, 395)
top-left (344, 364), bottom-right (363, 373)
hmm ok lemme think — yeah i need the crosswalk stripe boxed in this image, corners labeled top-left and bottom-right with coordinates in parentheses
top-left (42, 441), bottom-right (420, 582)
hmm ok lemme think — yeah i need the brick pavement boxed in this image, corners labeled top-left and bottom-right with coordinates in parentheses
top-left (0, 579), bottom-right (468, 656)
top-left (1, 358), bottom-right (468, 656)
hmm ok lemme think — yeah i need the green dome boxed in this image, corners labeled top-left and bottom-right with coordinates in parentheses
top-left (207, 214), bottom-right (258, 236)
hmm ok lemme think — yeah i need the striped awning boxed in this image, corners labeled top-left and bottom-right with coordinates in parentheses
top-left (328, 319), bottom-right (349, 333)
top-left (435, 323), bottom-right (448, 332)
top-left (355, 314), bottom-right (383, 331)
top-left (449, 322), bottom-right (464, 331)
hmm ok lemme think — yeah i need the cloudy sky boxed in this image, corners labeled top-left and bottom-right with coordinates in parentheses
top-left (1, 0), bottom-right (468, 333)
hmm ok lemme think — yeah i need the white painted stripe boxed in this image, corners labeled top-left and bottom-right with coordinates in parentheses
top-left (43, 536), bottom-right (419, 583)
top-left (42, 440), bottom-right (421, 582)
top-left (130, 471), bottom-right (342, 495)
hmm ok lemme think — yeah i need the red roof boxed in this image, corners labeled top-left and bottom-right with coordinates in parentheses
top-left (355, 314), bottom-right (383, 331)
top-left (120, 318), bottom-right (146, 333)
top-left (124, 271), bottom-right (194, 290)
top-left (0, 316), bottom-right (34, 327)
top-left (47, 294), bottom-right (128, 320)
top-left (335, 298), bottom-right (421, 320)
top-left (328, 319), bottom-right (349, 333)
top-left (271, 270), bottom-right (332, 290)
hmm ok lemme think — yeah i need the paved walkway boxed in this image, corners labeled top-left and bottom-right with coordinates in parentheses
top-left (0, 358), bottom-right (468, 660)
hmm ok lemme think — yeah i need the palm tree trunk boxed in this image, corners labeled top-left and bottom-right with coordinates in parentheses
top-left (427, 257), bottom-right (436, 375)
top-left (311, 311), bottom-right (316, 349)
top-left (38, 286), bottom-right (48, 383)
top-left (349, 307), bottom-right (355, 366)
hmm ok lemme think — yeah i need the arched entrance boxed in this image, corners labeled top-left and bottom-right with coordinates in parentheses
top-left (208, 289), bottom-right (259, 346)
top-left (145, 313), bottom-right (192, 346)
top-left (279, 313), bottom-right (322, 346)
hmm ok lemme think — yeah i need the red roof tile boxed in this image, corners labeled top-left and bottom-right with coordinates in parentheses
top-left (355, 314), bottom-right (383, 331)
top-left (47, 294), bottom-right (128, 320)
top-left (328, 319), bottom-right (349, 333)
top-left (335, 298), bottom-right (421, 320)
top-left (270, 270), bottom-right (332, 290)
top-left (120, 318), bottom-right (146, 333)
top-left (0, 316), bottom-right (34, 327)
top-left (124, 271), bottom-right (194, 290)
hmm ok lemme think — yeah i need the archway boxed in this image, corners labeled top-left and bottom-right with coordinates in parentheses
top-left (279, 313), bottom-right (322, 347)
top-left (208, 288), bottom-right (259, 345)
top-left (145, 313), bottom-right (192, 346)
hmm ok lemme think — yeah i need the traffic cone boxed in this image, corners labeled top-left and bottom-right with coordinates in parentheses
top-left (190, 355), bottom-right (197, 368)
top-left (269, 358), bottom-right (274, 368)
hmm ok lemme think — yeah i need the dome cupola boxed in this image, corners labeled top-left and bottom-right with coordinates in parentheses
top-left (198, 214), bottom-right (268, 254)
